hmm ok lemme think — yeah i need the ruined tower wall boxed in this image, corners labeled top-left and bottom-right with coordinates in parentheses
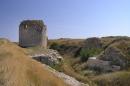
top-left (41, 25), bottom-right (47, 48)
top-left (19, 20), bottom-right (47, 48)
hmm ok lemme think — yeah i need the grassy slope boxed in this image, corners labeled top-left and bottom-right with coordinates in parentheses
top-left (48, 39), bottom-right (94, 85)
top-left (48, 39), bottom-right (84, 47)
top-left (0, 39), bottom-right (68, 86)
top-left (93, 38), bottom-right (130, 86)
top-left (62, 55), bottom-right (95, 86)
top-left (48, 37), bottom-right (130, 86)
top-left (93, 71), bottom-right (130, 86)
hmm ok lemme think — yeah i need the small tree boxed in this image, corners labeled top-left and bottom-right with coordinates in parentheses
top-left (80, 49), bottom-right (91, 62)
top-left (50, 42), bottom-right (60, 50)
top-left (79, 48), bottom-right (102, 62)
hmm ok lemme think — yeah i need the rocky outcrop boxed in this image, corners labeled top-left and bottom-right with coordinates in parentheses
top-left (85, 38), bottom-right (130, 72)
top-left (30, 49), bottom-right (63, 66)
top-left (99, 47), bottom-right (127, 68)
top-left (85, 46), bottom-right (127, 72)
top-left (86, 59), bottom-right (120, 73)
top-left (29, 48), bottom-right (89, 86)
top-left (84, 37), bottom-right (102, 49)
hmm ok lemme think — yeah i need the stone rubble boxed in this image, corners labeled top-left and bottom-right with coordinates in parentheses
top-left (86, 59), bottom-right (121, 72)
top-left (29, 49), bottom-right (89, 86)
top-left (30, 49), bottom-right (63, 66)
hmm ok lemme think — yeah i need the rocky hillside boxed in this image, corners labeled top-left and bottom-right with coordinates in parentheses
top-left (0, 38), bottom-right (91, 86)
top-left (23, 41), bottom-right (90, 86)
top-left (1, 36), bottom-right (130, 86)
top-left (0, 39), bottom-right (69, 86)
top-left (49, 36), bottom-right (130, 86)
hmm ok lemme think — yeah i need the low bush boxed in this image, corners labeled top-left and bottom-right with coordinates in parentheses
top-left (50, 42), bottom-right (60, 50)
top-left (79, 48), bottom-right (102, 62)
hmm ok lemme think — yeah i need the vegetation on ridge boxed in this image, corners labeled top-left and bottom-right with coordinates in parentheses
top-left (49, 36), bottom-right (130, 86)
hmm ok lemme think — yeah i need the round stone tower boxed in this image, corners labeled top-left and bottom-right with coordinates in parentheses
top-left (19, 20), bottom-right (47, 48)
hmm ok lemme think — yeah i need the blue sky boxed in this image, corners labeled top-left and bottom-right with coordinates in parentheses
top-left (0, 0), bottom-right (130, 41)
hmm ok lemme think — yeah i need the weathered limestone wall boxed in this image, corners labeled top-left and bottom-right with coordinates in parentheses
top-left (41, 26), bottom-right (47, 48)
top-left (19, 20), bottom-right (47, 48)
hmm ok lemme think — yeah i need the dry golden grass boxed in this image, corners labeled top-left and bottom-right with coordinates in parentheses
top-left (0, 39), bottom-right (69, 86)
top-left (61, 55), bottom-right (95, 86)
top-left (48, 39), bottom-right (84, 47)
top-left (93, 71), bottom-right (130, 86)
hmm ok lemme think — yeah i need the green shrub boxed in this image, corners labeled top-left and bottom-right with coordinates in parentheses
top-left (80, 48), bottom-right (102, 62)
top-left (80, 50), bottom-right (90, 62)
top-left (51, 60), bottom-right (63, 72)
top-left (50, 42), bottom-right (60, 50)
